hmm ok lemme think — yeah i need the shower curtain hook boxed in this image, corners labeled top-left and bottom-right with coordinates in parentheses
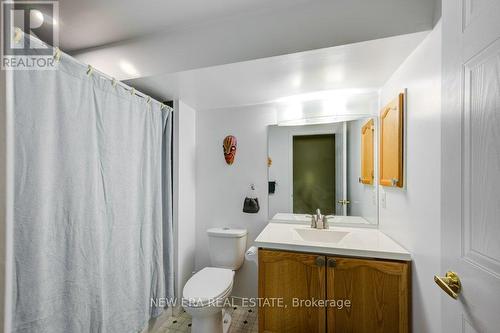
top-left (54, 47), bottom-right (62, 62)
top-left (13, 27), bottom-right (23, 43)
top-left (86, 65), bottom-right (94, 76)
top-left (130, 87), bottom-right (135, 96)
top-left (250, 184), bottom-right (256, 191)
top-left (146, 96), bottom-right (151, 104)
top-left (111, 78), bottom-right (117, 88)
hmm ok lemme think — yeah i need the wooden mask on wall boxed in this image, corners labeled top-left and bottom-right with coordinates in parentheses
top-left (223, 135), bottom-right (237, 165)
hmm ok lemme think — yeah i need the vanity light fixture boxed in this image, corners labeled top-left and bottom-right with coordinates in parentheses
top-left (275, 89), bottom-right (378, 126)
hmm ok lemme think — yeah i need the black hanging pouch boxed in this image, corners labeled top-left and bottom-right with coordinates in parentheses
top-left (243, 197), bottom-right (260, 213)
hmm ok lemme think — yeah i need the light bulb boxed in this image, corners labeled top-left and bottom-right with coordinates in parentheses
top-left (30, 10), bottom-right (44, 29)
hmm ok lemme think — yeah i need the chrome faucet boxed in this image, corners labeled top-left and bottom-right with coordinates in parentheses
top-left (310, 209), bottom-right (331, 229)
top-left (315, 208), bottom-right (322, 224)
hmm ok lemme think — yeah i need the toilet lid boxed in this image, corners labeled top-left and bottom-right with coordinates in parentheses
top-left (183, 267), bottom-right (234, 304)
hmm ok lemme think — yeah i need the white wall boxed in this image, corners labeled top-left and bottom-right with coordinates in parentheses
top-left (379, 22), bottom-right (441, 333)
top-left (195, 105), bottom-right (276, 298)
top-left (173, 101), bottom-right (197, 309)
top-left (267, 126), bottom-right (290, 216)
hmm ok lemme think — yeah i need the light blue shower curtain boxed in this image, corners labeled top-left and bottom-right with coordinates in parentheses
top-left (10, 49), bottom-right (174, 332)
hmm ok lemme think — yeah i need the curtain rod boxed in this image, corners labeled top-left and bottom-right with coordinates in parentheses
top-left (13, 27), bottom-right (171, 111)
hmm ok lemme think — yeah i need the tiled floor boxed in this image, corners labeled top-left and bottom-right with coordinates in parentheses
top-left (159, 305), bottom-right (258, 333)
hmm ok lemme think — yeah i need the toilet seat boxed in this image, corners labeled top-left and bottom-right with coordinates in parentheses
top-left (183, 267), bottom-right (234, 307)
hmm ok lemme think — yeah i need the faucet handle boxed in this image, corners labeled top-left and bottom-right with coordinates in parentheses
top-left (322, 215), bottom-right (334, 229)
top-left (310, 215), bottom-right (317, 228)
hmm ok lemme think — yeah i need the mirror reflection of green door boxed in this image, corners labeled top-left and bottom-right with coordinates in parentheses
top-left (293, 134), bottom-right (335, 215)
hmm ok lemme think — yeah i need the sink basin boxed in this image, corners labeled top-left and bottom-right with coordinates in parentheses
top-left (294, 228), bottom-right (349, 243)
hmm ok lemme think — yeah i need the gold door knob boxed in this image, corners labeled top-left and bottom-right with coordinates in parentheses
top-left (434, 271), bottom-right (462, 299)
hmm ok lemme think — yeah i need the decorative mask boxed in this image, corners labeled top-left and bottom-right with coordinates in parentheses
top-left (223, 135), bottom-right (237, 165)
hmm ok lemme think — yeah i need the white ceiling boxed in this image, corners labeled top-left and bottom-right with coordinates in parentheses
top-left (126, 31), bottom-right (429, 111)
top-left (51, 0), bottom-right (437, 112)
top-left (70, 0), bottom-right (437, 82)
top-left (58, 0), bottom-right (314, 51)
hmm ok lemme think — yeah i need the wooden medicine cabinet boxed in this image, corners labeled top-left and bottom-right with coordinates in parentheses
top-left (379, 92), bottom-right (404, 188)
top-left (360, 119), bottom-right (374, 185)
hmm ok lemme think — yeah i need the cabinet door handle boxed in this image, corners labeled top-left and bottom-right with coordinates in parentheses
top-left (315, 256), bottom-right (325, 267)
top-left (327, 258), bottom-right (337, 268)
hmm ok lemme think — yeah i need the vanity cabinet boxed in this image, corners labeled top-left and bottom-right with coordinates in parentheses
top-left (258, 249), bottom-right (326, 332)
top-left (258, 249), bottom-right (410, 333)
top-left (326, 256), bottom-right (410, 333)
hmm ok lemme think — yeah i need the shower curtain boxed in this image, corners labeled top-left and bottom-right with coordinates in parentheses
top-left (9, 50), bottom-right (174, 332)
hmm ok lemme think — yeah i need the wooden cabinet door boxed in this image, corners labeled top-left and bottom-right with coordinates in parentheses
top-left (360, 119), bottom-right (375, 185)
top-left (259, 249), bottom-right (326, 333)
top-left (326, 257), bottom-right (410, 333)
top-left (379, 93), bottom-right (404, 188)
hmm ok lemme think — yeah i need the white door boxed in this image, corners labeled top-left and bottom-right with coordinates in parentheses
top-left (441, 0), bottom-right (500, 332)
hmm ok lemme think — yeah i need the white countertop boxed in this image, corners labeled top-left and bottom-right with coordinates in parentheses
top-left (254, 222), bottom-right (411, 261)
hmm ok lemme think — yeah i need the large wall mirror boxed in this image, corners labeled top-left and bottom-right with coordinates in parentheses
top-left (267, 116), bottom-right (378, 226)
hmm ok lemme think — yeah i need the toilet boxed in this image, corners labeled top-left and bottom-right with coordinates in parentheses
top-left (182, 227), bottom-right (247, 333)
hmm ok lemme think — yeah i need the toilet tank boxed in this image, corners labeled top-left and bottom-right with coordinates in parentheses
top-left (207, 227), bottom-right (248, 270)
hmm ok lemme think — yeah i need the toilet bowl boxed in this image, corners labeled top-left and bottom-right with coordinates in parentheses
top-left (183, 267), bottom-right (234, 333)
top-left (182, 227), bottom-right (247, 333)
